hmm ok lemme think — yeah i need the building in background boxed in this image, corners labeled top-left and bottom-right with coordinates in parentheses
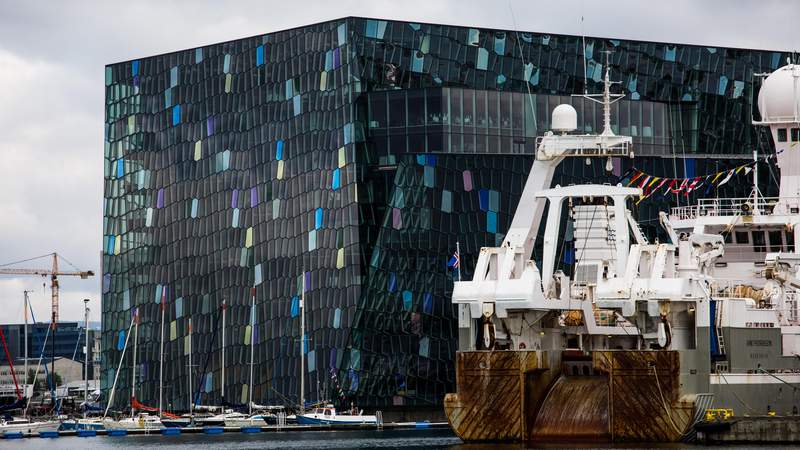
top-left (0, 322), bottom-right (99, 382)
top-left (102, 17), bottom-right (789, 413)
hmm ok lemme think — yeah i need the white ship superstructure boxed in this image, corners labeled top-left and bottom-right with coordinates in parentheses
top-left (445, 61), bottom-right (800, 443)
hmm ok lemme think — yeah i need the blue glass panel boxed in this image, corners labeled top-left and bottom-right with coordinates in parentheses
top-left (116, 159), bottom-right (124, 177)
top-left (223, 54), bottom-right (231, 73)
top-left (388, 272), bottom-right (396, 293)
top-left (337, 23), bottom-right (347, 46)
top-left (276, 140), bottom-right (284, 160)
top-left (154, 284), bottom-right (162, 303)
top-left (419, 337), bottom-right (429, 357)
top-left (117, 330), bottom-right (126, 351)
top-left (204, 373), bottom-right (212, 392)
top-left (191, 198), bottom-right (198, 218)
top-left (195, 48), bottom-right (203, 63)
top-left (315, 208), bottom-right (323, 229)
top-left (332, 168), bottom-right (341, 190)
top-left (250, 187), bottom-right (258, 207)
top-left (441, 190), bottom-right (452, 213)
top-left (426, 155), bottom-right (437, 166)
top-left (423, 293), bottom-right (433, 314)
top-left (402, 290), bottom-right (413, 311)
top-left (685, 158), bottom-right (696, 178)
top-left (365, 20), bottom-right (377, 38)
top-left (232, 208), bottom-right (239, 227)
top-left (170, 66), bottom-right (178, 87)
top-left (584, 41), bottom-right (593, 60)
top-left (172, 104), bottom-right (181, 125)
top-left (175, 297), bottom-right (183, 318)
top-left (488, 190), bottom-right (499, 211)
top-left (307, 350), bottom-right (315, 372)
top-left (333, 308), bottom-right (342, 328)
top-left (718, 75), bottom-right (728, 96)
top-left (494, 35), bottom-right (506, 55)
top-left (291, 296), bottom-right (299, 317)
top-left (664, 46), bottom-right (676, 62)
top-left (293, 95), bottom-right (301, 116)
top-left (476, 48), bottom-right (488, 70)
top-left (411, 52), bottom-right (424, 73)
top-left (423, 166), bottom-right (435, 188)
top-left (256, 45), bottom-right (264, 66)
top-left (254, 263), bottom-right (262, 286)
top-left (487, 211), bottom-right (497, 233)
top-left (733, 80), bottom-right (745, 98)
top-left (131, 60), bottom-right (139, 76)
top-left (285, 79), bottom-right (293, 100)
top-left (376, 21), bottom-right (387, 39)
top-left (478, 189), bottom-right (489, 211)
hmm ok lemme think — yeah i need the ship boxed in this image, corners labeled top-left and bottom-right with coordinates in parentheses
top-left (443, 61), bottom-right (800, 443)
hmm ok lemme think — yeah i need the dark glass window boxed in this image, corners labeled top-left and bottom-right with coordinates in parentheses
top-left (792, 128), bottom-right (800, 142)
top-left (462, 90), bottom-right (474, 128)
top-left (426, 90), bottom-right (442, 125)
top-left (450, 89), bottom-right (462, 127)
top-left (407, 90), bottom-right (425, 126)
top-left (370, 91), bottom-right (386, 128)
top-left (735, 231), bottom-right (749, 244)
top-left (778, 128), bottom-right (788, 142)
top-left (753, 231), bottom-right (766, 252)
top-left (388, 91), bottom-right (406, 127)
top-left (475, 90), bottom-right (487, 129)
top-left (487, 91), bottom-right (498, 128)
top-left (768, 230), bottom-right (783, 252)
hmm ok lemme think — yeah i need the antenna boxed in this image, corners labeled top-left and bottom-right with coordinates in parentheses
top-left (580, 6), bottom-right (588, 95)
top-left (573, 50), bottom-right (625, 137)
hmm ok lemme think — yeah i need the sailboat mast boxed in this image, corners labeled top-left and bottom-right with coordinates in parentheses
top-left (84, 298), bottom-right (89, 419)
top-left (221, 298), bottom-right (226, 402)
top-left (159, 294), bottom-right (165, 416)
top-left (188, 317), bottom-right (192, 416)
top-left (300, 272), bottom-right (305, 412)
top-left (23, 291), bottom-right (28, 403)
top-left (249, 287), bottom-right (255, 416)
top-left (131, 309), bottom-right (138, 418)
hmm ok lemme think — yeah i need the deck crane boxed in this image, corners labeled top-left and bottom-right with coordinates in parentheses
top-left (0, 253), bottom-right (94, 406)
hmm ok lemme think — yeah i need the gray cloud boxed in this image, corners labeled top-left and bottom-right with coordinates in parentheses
top-left (0, 0), bottom-right (798, 324)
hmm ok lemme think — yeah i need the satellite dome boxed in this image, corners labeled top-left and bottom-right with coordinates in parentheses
top-left (757, 63), bottom-right (800, 122)
top-left (551, 104), bottom-right (577, 132)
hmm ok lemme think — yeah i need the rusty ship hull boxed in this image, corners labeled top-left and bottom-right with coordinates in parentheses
top-left (444, 350), bottom-right (695, 443)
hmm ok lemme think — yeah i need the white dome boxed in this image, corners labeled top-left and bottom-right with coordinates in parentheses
top-left (757, 64), bottom-right (800, 122)
top-left (551, 104), bottom-right (577, 132)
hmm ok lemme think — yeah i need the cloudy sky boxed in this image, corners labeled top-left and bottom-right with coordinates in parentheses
top-left (0, 0), bottom-right (798, 325)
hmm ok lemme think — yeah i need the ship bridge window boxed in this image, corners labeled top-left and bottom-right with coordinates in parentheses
top-left (778, 128), bottom-right (788, 142)
top-left (735, 231), bottom-right (749, 244)
top-left (723, 231), bottom-right (733, 244)
top-left (753, 231), bottom-right (766, 252)
top-left (788, 230), bottom-right (795, 252)
top-left (792, 128), bottom-right (800, 142)
top-left (769, 230), bottom-right (783, 252)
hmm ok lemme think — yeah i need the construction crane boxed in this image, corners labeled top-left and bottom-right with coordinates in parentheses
top-left (0, 253), bottom-right (94, 329)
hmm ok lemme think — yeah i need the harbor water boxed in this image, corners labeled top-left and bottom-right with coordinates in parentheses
top-left (6, 428), bottom-right (800, 449)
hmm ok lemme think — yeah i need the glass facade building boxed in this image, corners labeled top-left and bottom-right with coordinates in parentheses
top-left (103, 17), bottom-right (789, 411)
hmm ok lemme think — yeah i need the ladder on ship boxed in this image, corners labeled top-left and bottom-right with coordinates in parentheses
top-left (625, 210), bottom-right (649, 245)
top-left (715, 299), bottom-right (726, 356)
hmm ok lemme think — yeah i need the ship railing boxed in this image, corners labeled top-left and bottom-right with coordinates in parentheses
top-left (535, 135), bottom-right (631, 159)
top-left (670, 196), bottom-right (800, 220)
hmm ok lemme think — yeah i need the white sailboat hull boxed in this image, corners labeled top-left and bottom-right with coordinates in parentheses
top-left (0, 420), bottom-right (60, 434)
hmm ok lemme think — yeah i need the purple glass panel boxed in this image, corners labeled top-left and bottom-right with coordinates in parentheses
top-left (333, 48), bottom-right (341, 69)
top-left (304, 272), bottom-right (311, 291)
top-left (157, 188), bottom-right (164, 208)
top-left (231, 189), bottom-right (239, 208)
top-left (612, 157), bottom-right (621, 177)
top-left (133, 75), bottom-right (140, 88)
top-left (392, 208), bottom-right (402, 229)
top-left (462, 170), bottom-right (473, 192)
top-left (250, 187), bottom-right (258, 207)
top-left (207, 116), bottom-right (215, 136)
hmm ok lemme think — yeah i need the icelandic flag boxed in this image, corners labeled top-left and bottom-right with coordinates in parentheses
top-left (447, 248), bottom-right (460, 269)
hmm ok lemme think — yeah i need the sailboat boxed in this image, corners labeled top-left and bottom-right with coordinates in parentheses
top-left (102, 308), bottom-right (164, 430)
top-left (223, 288), bottom-right (269, 428)
top-left (0, 292), bottom-right (61, 435)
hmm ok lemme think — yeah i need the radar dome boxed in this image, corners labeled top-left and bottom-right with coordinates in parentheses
top-left (757, 64), bottom-right (800, 122)
top-left (551, 104), bottom-right (577, 132)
